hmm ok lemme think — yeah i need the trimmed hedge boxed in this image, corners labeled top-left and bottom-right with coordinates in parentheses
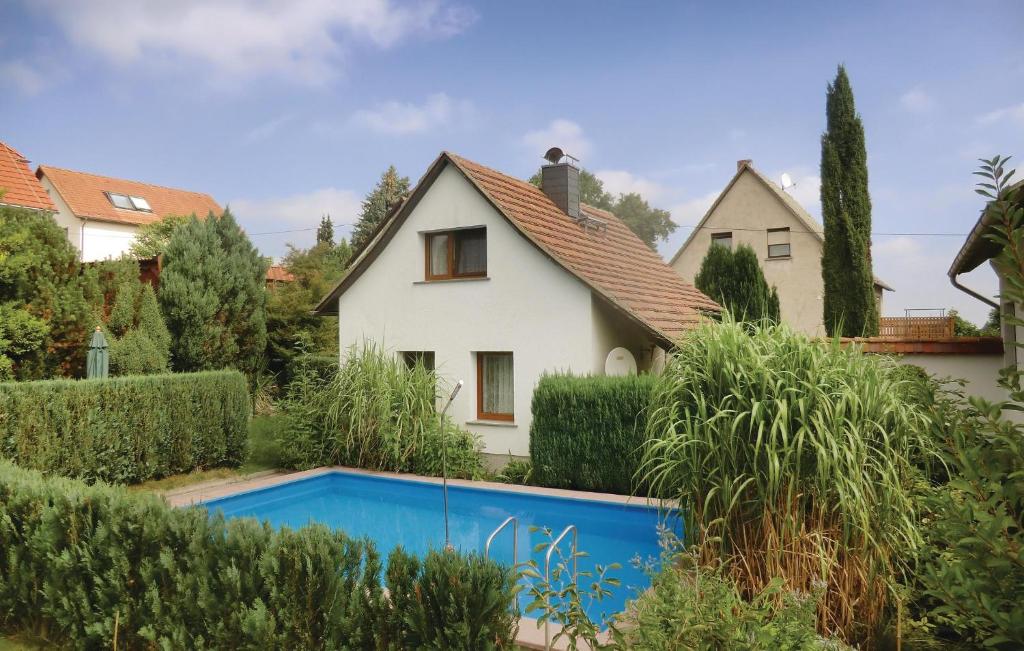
top-left (0, 461), bottom-right (519, 650)
top-left (0, 370), bottom-right (249, 483)
top-left (529, 373), bottom-right (657, 494)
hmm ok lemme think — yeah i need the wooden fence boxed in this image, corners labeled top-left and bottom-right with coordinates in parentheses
top-left (878, 316), bottom-right (955, 339)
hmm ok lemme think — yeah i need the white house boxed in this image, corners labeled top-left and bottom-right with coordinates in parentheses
top-left (314, 151), bottom-right (719, 460)
top-left (35, 165), bottom-right (221, 262)
top-left (669, 160), bottom-right (892, 336)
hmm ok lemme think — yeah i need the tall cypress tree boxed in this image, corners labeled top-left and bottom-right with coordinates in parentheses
top-left (820, 65), bottom-right (878, 337)
top-left (158, 210), bottom-right (268, 374)
top-left (351, 166), bottom-right (410, 251)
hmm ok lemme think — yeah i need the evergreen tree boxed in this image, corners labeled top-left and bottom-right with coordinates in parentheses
top-left (820, 65), bottom-right (879, 337)
top-left (0, 205), bottom-right (99, 378)
top-left (159, 210), bottom-right (268, 374)
top-left (695, 243), bottom-right (781, 322)
top-left (316, 215), bottom-right (334, 246)
top-left (105, 280), bottom-right (171, 375)
top-left (351, 166), bottom-right (410, 251)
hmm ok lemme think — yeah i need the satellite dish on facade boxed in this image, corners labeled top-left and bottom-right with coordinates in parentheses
top-left (780, 173), bottom-right (795, 191)
top-left (604, 347), bottom-right (637, 376)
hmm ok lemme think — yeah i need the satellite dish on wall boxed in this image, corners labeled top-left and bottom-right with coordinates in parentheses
top-left (543, 147), bottom-right (565, 164)
top-left (605, 347), bottom-right (637, 376)
top-left (780, 173), bottom-right (795, 191)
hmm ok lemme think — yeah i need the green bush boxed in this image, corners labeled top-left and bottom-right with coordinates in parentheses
top-left (0, 370), bottom-right (249, 483)
top-left (277, 343), bottom-right (485, 479)
top-left (641, 318), bottom-right (933, 644)
top-left (107, 280), bottom-right (171, 376)
top-left (384, 548), bottom-right (518, 649)
top-left (0, 461), bottom-right (518, 650)
top-left (530, 373), bottom-right (657, 494)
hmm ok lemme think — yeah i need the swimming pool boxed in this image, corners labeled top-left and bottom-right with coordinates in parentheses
top-left (200, 470), bottom-right (677, 621)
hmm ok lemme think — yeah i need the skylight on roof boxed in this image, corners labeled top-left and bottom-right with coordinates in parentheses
top-left (107, 192), bottom-right (133, 209)
top-left (129, 196), bottom-right (151, 211)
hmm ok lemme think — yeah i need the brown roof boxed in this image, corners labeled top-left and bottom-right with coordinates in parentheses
top-left (37, 165), bottom-right (221, 226)
top-left (0, 142), bottom-right (56, 211)
top-left (266, 265), bottom-right (295, 283)
top-left (315, 151), bottom-right (719, 346)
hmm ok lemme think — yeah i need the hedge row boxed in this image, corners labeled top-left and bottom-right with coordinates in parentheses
top-left (0, 370), bottom-right (249, 483)
top-left (0, 461), bottom-right (518, 650)
top-left (529, 373), bottom-right (657, 495)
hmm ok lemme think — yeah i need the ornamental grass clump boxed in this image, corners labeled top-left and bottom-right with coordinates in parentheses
top-left (277, 342), bottom-right (485, 479)
top-left (641, 318), bottom-right (933, 644)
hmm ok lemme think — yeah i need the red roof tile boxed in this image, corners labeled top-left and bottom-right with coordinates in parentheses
top-left (316, 152), bottom-right (719, 345)
top-left (37, 165), bottom-right (221, 226)
top-left (0, 142), bottom-right (56, 211)
top-left (266, 265), bottom-right (295, 283)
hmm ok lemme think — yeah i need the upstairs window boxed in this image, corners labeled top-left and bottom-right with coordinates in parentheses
top-left (711, 232), bottom-right (732, 249)
top-left (107, 192), bottom-right (133, 209)
top-left (425, 227), bottom-right (486, 280)
top-left (129, 196), bottom-right (152, 211)
top-left (767, 227), bottom-right (791, 258)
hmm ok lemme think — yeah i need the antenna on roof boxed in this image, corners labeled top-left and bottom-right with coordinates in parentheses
top-left (543, 147), bottom-right (579, 166)
top-left (780, 173), bottom-right (795, 192)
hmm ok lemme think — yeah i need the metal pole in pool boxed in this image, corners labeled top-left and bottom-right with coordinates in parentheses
top-left (439, 379), bottom-right (463, 552)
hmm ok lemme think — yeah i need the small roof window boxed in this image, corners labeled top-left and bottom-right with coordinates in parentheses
top-left (107, 192), bottom-right (133, 209)
top-left (129, 196), bottom-right (151, 211)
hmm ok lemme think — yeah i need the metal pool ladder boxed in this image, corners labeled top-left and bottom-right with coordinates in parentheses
top-left (484, 516), bottom-right (518, 566)
top-left (544, 524), bottom-right (578, 651)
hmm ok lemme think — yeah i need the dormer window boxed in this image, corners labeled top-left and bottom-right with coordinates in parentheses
top-left (106, 192), bottom-right (152, 212)
top-left (425, 227), bottom-right (486, 280)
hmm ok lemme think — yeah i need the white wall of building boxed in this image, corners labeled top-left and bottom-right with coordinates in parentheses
top-left (37, 174), bottom-right (139, 261)
top-left (336, 163), bottom-right (657, 457)
top-left (901, 352), bottom-right (1014, 407)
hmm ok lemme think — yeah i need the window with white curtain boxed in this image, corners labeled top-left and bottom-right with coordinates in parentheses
top-left (425, 227), bottom-right (486, 279)
top-left (711, 232), bottom-right (732, 249)
top-left (767, 227), bottom-right (791, 258)
top-left (477, 352), bottom-right (513, 421)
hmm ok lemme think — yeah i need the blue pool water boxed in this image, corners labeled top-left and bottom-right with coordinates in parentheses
top-left (201, 471), bottom-right (677, 621)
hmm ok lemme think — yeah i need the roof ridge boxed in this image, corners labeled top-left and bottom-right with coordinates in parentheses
top-left (38, 164), bottom-right (216, 199)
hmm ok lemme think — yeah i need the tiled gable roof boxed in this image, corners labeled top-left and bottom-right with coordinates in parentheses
top-left (37, 165), bottom-right (221, 226)
top-left (447, 154), bottom-right (719, 342)
top-left (266, 265), bottom-right (295, 283)
top-left (316, 151), bottom-right (719, 346)
top-left (0, 142), bottom-right (56, 211)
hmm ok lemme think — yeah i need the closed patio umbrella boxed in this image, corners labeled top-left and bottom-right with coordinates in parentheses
top-left (86, 326), bottom-right (109, 379)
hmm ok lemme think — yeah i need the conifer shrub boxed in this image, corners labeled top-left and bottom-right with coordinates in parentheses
top-left (529, 373), bottom-right (657, 494)
top-left (0, 461), bottom-right (518, 650)
top-left (0, 370), bottom-right (249, 483)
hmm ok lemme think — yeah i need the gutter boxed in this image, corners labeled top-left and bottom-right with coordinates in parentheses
top-left (950, 274), bottom-right (998, 309)
top-left (948, 205), bottom-right (1000, 309)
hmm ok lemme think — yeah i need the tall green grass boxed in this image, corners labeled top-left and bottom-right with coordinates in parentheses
top-left (277, 343), bottom-right (484, 478)
top-left (641, 318), bottom-right (933, 643)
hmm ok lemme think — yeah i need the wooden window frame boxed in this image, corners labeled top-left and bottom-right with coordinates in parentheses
top-left (766, 227), bottom-right (791, 259)
top-left (476, 351), bottom-right (514, 421)
top-left (424, 228), bottom-right (487, 281)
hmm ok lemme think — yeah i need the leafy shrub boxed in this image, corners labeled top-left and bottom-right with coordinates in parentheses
top-left (384, 548), bottom-right (518, 649)
top-left (0, 370), bottom-right (249, 483)
top-left (0, 461), bottom-right (517, 650)
top-left (641, 318), bottom-right (933, 644)
top-left (497, 458), bottom-right (533, 485)
top-left (277, 343), bottom-right (485, 479)
top-left (530, 373), bottom-right (656, 494)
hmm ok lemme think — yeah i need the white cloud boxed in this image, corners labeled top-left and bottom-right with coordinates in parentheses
top-left (976, 103), bottom-right (1024, 127)
top-left (231, 187), bottom-right (361, 255)
top-left (521, 119), bottom-right (592, 161)
top-left (0, 59), bottom-right (49, 95)
top-left (243, 114), bottom-right (296, 143)
top-left (899, 87), bottom-right (935, 113)
top-left (669, 191), bottom-right (720, 228)
top-left (594, 170), bottom-right (667, 201)
top-left (31, 0), bottom-right (477, 85)
top-left (349, 93), bottom-right (475, 135)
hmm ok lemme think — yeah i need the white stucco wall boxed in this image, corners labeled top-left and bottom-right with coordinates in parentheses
top-left (37, 174), bottom-right (139, 261)
top-left (900, 352), bottom-right (1017, 411)
top-left (339, 163), bottom-right (652, 457)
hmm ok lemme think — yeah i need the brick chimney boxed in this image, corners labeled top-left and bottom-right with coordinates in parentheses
top-left (737, 159), bottom-right (753, 172)
top-left (541, 153), bottom-right (580, 219)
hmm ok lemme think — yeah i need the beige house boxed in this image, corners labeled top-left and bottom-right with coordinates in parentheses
top-left (669, 160), bottom-right (891, 336)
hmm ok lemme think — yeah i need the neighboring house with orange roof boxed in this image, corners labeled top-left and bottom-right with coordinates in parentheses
top-left (266, 265), bottom-right (296, 288)
top-left (0, 142), bottom-right (56, 212)
top-left (314, 150), bottom-right (719, 459)
top-left (669, 159), bottom-right (891, 336)
top-left (36, 165), bottom-right (221, 262)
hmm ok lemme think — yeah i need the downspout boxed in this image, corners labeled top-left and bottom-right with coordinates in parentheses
top-left (949, 272), bottom-right (999, 309)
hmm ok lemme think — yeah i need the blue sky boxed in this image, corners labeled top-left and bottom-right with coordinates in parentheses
top-left (2, 1), bottom-right (1023, 324)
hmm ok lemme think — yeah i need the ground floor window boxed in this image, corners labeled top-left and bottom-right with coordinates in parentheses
top-left (400, 351), bottom-right (435, 371)
top-left (477, 352), bottom-right (514, 421)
